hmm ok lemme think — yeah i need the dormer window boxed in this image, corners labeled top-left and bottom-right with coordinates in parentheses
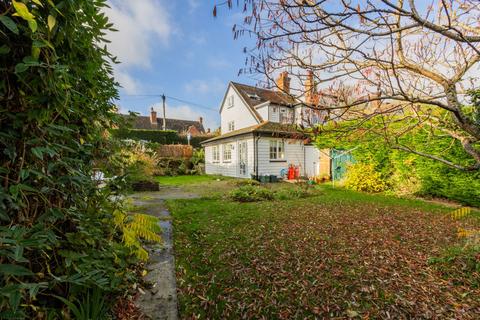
top-left (247, 93), bottom-right (260, 100)
top-left (227, 95), bottom-right (234, 108)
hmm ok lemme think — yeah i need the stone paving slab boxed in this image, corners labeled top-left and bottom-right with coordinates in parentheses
top-left (131, 190), bottom-right (199, 320)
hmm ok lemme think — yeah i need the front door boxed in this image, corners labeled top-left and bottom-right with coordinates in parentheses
top-left (238, 141), bottom-right (248, 177)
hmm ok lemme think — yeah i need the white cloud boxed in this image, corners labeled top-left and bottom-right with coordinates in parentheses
top-left (104, 0), bottom-right (172, 93)
top-left (184, 79), bottom-right (225, 95)
top-left (105, 0), bottom-right (171, 68)
top-left (115, 68), bottom-right (141, 94)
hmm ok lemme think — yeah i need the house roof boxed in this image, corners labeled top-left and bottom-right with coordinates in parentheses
top-left (201, 121), bottom-right (306, 144)
top-left (231, 82), bottom-right (298, 108)
top-left (121, 114), bottom-right (205, 133)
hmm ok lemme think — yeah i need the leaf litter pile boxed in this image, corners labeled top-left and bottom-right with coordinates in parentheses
top-left (170, 193), bottom-right (480, 319)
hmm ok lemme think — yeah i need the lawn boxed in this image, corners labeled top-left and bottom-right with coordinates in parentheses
top-left (168, 180), bottom-right (480, 319)
top-left (155, 175), bottom-right (230, 186)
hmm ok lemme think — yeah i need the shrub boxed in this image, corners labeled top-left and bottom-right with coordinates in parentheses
top-left (344, 163), bottom-right (388, 193)
top-left (235, 179), bottom-right (261, 187)
top-left (275, 187), bottom-right (312, 200)
top-left (119, 140), bottom-right (160, 183)
top-left (229, 185), bottom-right (274, 202)
top-left (0, 0), bottom-right (151, 317)
top-left (111, 129), bottom-right (212, 148)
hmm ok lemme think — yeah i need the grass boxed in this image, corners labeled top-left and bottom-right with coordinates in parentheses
top-left (167, 180), bottom-right (480, 319)
top-left (154, 175), bottom-right (230, 186)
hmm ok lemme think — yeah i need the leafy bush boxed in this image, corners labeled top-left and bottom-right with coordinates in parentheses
top-left (275, 187), bottom-right (312, 200)
top-left (111, 128), bottom-right (212, 148)
top-left (344, 163), bottom-right (388, 193)
top-left (235, 179), bottom-right (261, 187)
top-left (315, 110), bottom-right (480, 206)
top-left (120, 140), bottom-right (160, 183)
top-left (0, 0), bottom-right (152, 317)
top-left (229, 185), bottom-right (274, 202)
top-left (157, 158), bottom-right (191, 176)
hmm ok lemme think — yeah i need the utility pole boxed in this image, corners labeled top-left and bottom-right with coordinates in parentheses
top-left (162, 94), bottom-right (166, 131)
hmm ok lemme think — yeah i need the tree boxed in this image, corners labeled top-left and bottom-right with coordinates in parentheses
top-left (221, 0), bottom-right (480, 170)
top-left (0, 0), bottom-right (137, 317)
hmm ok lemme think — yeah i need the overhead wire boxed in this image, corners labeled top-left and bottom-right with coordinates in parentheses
top-left (121, 93), bottom-right (218, 111)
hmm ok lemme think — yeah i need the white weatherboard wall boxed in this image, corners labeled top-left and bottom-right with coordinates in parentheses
top-left (257, 138), bottom-right (305, 176)
top-left (204, 136), bottom-right (255, 178)
top-left (256, 104), bottom-right (269, 121)
top-left (221, 86), bottom-right (259, 134)
top-left (269, 105), bottom-right (280, 122)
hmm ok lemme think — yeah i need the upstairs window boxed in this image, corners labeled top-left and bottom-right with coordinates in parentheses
top-left (269, 140), bottom-right (285, 160)
top-left (223, 144), bottom-right (233, 162)
top-left (212, 146), bottom-right (220, 162)
top-left (228, 121), bottom-right (235, 131)
top-left (227, 95), bottom-right (234, 108)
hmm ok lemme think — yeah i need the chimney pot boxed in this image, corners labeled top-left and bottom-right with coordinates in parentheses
top-left (150, 107), bottom-right (157, 125)
top-left (305, 70), bottom-right (316, 105)
top-left (276, 71), bottom-right (290, 94)
top-left (198, 116), bottom-right (203, 124)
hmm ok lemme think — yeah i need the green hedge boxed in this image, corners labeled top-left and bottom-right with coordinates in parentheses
top-left (315, 118), bottom-right (480, 207)
top-left (111, 129), bottom-right (211, 148)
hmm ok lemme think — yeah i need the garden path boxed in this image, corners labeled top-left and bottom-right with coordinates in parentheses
top-left (130, 187), bottom-right (199, 320)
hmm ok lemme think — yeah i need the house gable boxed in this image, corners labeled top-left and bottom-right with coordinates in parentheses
top-left (220, 84), bottom-right (261, 134)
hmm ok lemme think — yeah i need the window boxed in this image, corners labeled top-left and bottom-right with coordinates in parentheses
top-left (269, 140), bottom-right (285, 160)
top-left (228, 121), bottom-right (235, 131)
top-left (212, 146), bottom-right (220, 162)
top-left (223, 144), bottom-right (233, 162)
top-left (227, 95), bottom-right (234, 108)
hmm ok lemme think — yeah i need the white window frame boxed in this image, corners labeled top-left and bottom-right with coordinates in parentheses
top-left (269, 140), bottom-right (285, 161)
top-left (228, 121), bottom-right (235, 131)
top-left (227, 95), bottom-right (234, 108)
top-left (212, 145), bottom-right (220, 163)
top-left (223, 144), bottom-right (233, 162)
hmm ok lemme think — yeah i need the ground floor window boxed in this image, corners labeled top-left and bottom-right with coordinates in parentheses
top-left (269, 140), bottom-right (285, 160)
top-left (223, 144), bottom-right (233, 162)
top-left (212, 146), bottom-right (220, 162)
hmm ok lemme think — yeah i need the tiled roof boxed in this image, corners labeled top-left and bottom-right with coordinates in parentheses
top-left (121, 115), bottom-right (205, 133)
top-left (201, 121), bottom-right (305, 144)
top-left (231, 82), bottom-right (298, 109)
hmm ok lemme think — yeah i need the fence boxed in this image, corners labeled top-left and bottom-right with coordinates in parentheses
top-left (155, 144), bottom-right (193, 158)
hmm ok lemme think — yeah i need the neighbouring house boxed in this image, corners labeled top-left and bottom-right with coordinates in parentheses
top-left (124, 108), bottom-right (206, 136)
top-left (202, 71), bottom-right (332, 179)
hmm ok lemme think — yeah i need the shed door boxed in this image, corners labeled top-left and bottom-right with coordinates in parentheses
top-left (238, 141), bottom-right (248, 177)
top-left (331, 149), bottom-right (354, 181)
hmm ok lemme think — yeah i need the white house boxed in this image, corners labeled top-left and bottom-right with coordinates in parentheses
top-left (202, 72), bottom-right (331, 179)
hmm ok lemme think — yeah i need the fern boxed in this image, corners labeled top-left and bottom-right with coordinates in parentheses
top-left (113, 210), bottom-right (162, 261)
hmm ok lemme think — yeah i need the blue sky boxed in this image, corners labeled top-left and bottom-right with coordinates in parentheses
top-left (105, 0), bottom-right (255, 131)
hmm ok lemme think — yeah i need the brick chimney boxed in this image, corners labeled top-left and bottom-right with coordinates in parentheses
top-left (276, 71), bottom-right (290, 94)
top-left (198, 116), bottom-right (203, 124)
top-left (150, 107), bottom-right (157, 124)
top-left (305, 70), bottom-right (316, 105)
